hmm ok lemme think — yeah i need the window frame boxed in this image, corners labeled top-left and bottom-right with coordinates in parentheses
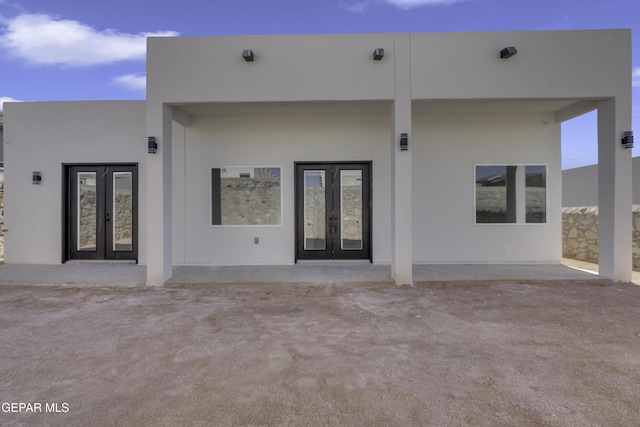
top-left (210, 165), bottom-right (284, 228)
top-left (474, 163), bottom-right (549, 226)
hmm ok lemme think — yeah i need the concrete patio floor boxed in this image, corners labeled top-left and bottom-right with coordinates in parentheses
top-left (0, 261), bottom-right (615, 287)
top-left (1, 278), bottom-right (640, 426)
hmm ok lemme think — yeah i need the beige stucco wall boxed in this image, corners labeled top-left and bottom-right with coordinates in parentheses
top-left (562, 157), bottom-right (640, 207)
top-left (172, 110), bottom-right (391, 265)
top-left (412, 111), bottom-right (561, 263)
top-left (3, 101), bottom-right (146, 264)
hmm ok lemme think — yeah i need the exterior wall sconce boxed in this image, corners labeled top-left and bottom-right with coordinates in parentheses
top-left (148, 136), bottom-right (158, 154)
top-left (33, 171), bottom-right (42, 184)
top-left (500, 46), bottom-right (517, 59)
top-left (622, 131), bottom-right (634, 149)
top-left (400, 133), bottom-right (409, 151)
top-left (242, 49), bottom-right (254, 62)
top-left (373, 48), bottom-right (384, 60)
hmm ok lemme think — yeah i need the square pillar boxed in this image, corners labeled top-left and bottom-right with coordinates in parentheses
top-left (146, 103), bottom-right (173, 286)
top-left (390, 34), bottom-right (413, 286)
top-left (597, 97), bottom-right (632, 281)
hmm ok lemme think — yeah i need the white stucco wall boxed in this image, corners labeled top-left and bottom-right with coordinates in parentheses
top-left (147, 34), bottom-right (396, 104)
top-left (410, 30), bottom-right (630, 100)
top-left (412, 112), bottom-right (562, 263)
top-left (172, 110), bottom-right (391, 265)
top-left (147, 30), bottom-right (630, 105)
top-left (562, 157), bottom-right (639, 207)
top-left (3, 101), bottom-right (146, 264)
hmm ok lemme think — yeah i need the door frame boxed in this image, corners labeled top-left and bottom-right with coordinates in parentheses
top-left (294, 161), bottom-right (372, 263)
top-left (61, 163), bottom-right (139, 263)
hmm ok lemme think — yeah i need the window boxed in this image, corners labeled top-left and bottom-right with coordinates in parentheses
top-left (211, 166), bottom-right (282, 226)
top-left (475, 165), bottom-right (546, 224)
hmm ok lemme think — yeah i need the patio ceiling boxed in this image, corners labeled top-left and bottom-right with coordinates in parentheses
top-left (170, 98), bottom-right (604, 124)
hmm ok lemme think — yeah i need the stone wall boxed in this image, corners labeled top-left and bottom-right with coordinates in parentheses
top-left (303, 186), bottom-right (362, 242)
top-left (78, 185), bottom-right (132, 250)
top-left (562, 205), bottom-right (640, 271)
top-left (220, 178), bottom-right (281, 225)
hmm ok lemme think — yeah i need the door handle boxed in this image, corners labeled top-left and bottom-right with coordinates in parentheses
top-left (105, 212), bottom-right (111, 222)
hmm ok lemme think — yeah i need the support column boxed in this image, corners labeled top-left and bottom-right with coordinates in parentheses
top-left (146, 103), bottom-right (173, 286)
top-left (597, 97), bottom-right (632, 281)
top-left (390, 34), bottom-right (413, 286)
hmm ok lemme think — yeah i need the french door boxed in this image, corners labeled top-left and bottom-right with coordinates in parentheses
top-left (295, 162), bottom-right (371, 261)
top-left (64, 164), bottom-right (137, 261)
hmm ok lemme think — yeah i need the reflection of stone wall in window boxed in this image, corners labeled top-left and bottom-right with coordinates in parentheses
top-left (220, 177), bottom-right (281, 225)
top-left (341, 186), bottom-right (362, 243)
top-left (79, 185), bottom-right (97, 249)
top-left (476, 165), bottom-right (546, 224)
top-left (114, 192), bottom-right (133, 245)
top-left (304, 186), bottom-right (325, 240)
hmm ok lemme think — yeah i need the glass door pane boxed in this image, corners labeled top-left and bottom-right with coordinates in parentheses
top-left (113, 172), bottom-right (133, 251)
top-left (340, 170), bottom-right (363, 250)
top-left (303, 170), bottom-right (326, 250)
top-left (77, 172), bottom-right (97, 251)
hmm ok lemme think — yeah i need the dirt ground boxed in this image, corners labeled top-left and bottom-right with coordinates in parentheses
top-left (1, 280), bottom-right (640, 426)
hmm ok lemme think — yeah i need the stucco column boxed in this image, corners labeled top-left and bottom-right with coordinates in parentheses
top-left (597, 97), bottom-right (632, 281)
top-left (146, 103), bottom-right (173, 286)
top-left (390, 34), bottom-right (413, 286)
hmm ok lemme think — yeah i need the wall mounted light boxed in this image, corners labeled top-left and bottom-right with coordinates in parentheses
top-left (500, 46), bottom-right (518, 59)
top-left (622, 131), bottom-right (634, 149)
top-left (242, 49), bottom-right (254, 62)
top-left (373, 48), bottom-right (384, 60)
top-left (32, 171), bottom-right (42, 184)
top-left (400, 133), bottom-right (409, 151)
top-left (148, 136), bottom-right (158, 154)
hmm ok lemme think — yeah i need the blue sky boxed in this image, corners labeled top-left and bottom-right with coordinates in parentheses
top-left (1, 0), bottom-right (638, 168)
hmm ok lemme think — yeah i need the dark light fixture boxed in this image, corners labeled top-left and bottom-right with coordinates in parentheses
top-left (242, 49), bottom-right (254, 62)
top-left (622, 131), bottom-right (634, 149)
top-left (373, 48), bottom-right (384, 60)
top-left (33, 171), bottom-right (42, 184)
top-left (500, 46), bottom-right (517, 59)
top-left (148, 136), bottom-right (158, 154)
top-left (400, 133), bottom-right (408, 151)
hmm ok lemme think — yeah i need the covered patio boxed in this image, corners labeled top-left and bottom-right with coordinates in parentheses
top-left (0, 262), bottom-right (614, 287)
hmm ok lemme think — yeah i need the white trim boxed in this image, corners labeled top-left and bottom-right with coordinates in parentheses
top-left (473, 163), bottom-right (550, 226)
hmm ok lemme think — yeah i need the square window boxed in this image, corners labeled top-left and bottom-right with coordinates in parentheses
top-left (211, 167), bottom-right (282, 226)
top-left (475, 165), bottom-right (546, 224)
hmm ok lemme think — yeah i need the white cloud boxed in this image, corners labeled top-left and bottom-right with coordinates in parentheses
top-left (0, 13), bottom-right (178, 66)
top-left (633, 67), bottom-right (640, 88)
top-left (384, 0), bottom-right (465, 8)
top-left (0, 96), bottom-right (23, 111)
top-left (345, 0), bottom-right (468, 11)
top-left (346, 1), bottom-right (373, 12)
top-left (113, 74), bottom-right (146, 92)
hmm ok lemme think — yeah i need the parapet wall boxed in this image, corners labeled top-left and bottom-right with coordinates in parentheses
top-left (562, 205), bottom-right (640, 271)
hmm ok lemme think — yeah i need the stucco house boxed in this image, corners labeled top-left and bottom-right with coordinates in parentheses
top-left (2, 30), bottom-right (634, 285)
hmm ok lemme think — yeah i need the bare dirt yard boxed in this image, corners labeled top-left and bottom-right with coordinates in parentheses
top-left (1, 280), bottom-right (640, 426)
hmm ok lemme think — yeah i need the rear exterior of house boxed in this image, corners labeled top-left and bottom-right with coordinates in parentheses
top-left (2, 30), bottom-right (634, 285)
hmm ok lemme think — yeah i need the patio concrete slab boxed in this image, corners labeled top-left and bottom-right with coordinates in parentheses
top-left (0, 263), bottom-right (146, 287)
top-left (0, 262), bottom-right (605, 287)
top-left (168, 262), bottom-right (393, 285)
top-left (1, 279), bottom-right (640, 426)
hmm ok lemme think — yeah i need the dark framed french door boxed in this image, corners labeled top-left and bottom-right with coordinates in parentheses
top-left (63, 164), bottom-right (138, 261)
top-left (295, 162), bottom-right (371, 261)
